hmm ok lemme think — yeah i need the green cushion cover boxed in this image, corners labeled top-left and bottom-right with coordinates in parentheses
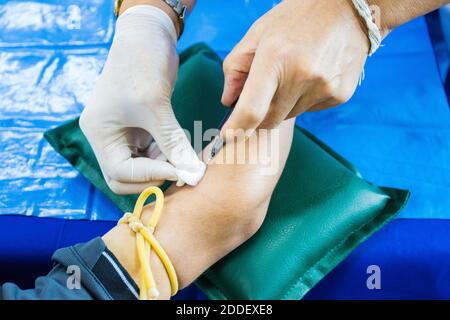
top-left (45, 44), bottom-right (409, 300)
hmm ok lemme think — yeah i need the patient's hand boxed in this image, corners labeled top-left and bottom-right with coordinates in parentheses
top-left (103, 119), bottom-right (294, 299)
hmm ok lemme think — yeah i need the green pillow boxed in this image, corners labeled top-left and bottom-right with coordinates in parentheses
top-left (45, 44), bottom-right (409, 300)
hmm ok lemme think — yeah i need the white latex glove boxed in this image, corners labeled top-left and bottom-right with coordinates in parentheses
top-left (80, 5), bottom-right (205, 194)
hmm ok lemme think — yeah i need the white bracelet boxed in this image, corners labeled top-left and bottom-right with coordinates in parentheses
top-left (351, 0), bottom-right (382, 56)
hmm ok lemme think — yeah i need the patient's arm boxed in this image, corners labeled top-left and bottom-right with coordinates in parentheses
top-left (103, 119), bottom-right (295, 299)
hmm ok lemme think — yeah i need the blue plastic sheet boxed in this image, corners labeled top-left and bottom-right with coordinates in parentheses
top-left (0, 0), bottom-right (115, 219)
top-left (0, 0), bottom-right (448, 221)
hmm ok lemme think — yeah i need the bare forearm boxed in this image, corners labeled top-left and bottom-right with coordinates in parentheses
top-left (368, 0), bottom-right (450, 36)
top-left (103, 119), bottom-right (295, 299)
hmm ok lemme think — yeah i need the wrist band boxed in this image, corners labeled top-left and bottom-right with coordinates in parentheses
top-left (118, 186), bottom-right (178, 300)
top-left (114, 0), bottom-right (186, 38)
top-left (351, 0), bottom-right (382, 56)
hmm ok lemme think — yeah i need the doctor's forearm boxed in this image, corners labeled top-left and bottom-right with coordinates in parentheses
top-left (368, 0), bottom-right (450, 36)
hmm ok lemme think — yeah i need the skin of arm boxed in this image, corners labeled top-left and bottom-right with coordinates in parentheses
top-left (369, 0), bottom-right (450, 37)
top-left (103, 119), bottom-right (295, 299)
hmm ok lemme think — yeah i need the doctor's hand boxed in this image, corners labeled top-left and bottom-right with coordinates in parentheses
top-left (80, 5), bottom-right (205, 195)
top-left (221, 0), bottom-right (371, 136)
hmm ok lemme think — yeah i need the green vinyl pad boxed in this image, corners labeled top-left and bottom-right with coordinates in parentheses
top-left (45, 44), bottom-right (410, 300)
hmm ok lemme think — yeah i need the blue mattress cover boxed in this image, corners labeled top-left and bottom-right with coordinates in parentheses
top-left (1, 215), bottom-right (449, 299)
top-left (0, 0), bottom-right (449, 299)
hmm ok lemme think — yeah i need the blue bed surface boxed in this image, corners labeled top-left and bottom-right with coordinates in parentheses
top-left (1, 215), bottom-right (449, 299)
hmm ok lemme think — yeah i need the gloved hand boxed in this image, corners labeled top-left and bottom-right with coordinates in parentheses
top-left (80, 5), bottom-right (205, 194)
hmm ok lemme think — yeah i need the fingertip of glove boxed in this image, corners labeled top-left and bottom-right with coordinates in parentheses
top-left (176, 161), bottom-right (206, 187)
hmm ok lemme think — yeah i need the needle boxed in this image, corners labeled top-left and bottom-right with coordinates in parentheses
top-left (208, 106), bottom-right (234, 162)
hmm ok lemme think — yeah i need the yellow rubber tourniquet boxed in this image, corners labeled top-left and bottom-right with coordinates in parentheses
top-left (118, 186), bottom-right (178, 300)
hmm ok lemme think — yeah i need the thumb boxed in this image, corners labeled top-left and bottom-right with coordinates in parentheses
top-left (221, 25), bottom-right (261, 106)
top-left (94, 132), bottom-right (179, 195)
top-left (144, 105), bottom-right (206, 186)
